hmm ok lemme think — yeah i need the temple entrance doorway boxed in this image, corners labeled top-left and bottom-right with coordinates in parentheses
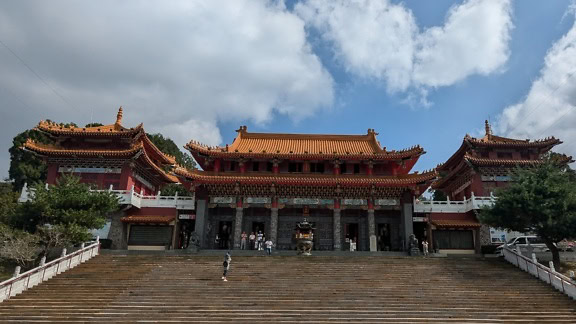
top-left (377, 223), bottom-right (391, 251)
top-left (413, 221), bottom-right (427, 252)
top-left (344, 223), bottom-right (359, 251)
top-left (252, 221), bottom-right (265, 235)
top-left (217, 221), bottom-right (232, 249)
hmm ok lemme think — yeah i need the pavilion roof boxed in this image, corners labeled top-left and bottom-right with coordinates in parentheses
top-left (174, 167), bottom-right (437, 187)
top-left (23, 139), bottom-right (144, 158)
top-left (186, 126), bottom-right (424, 160)
top-left (36, 107), bottom-right (144, 137)
top-left (438, 120), bottom-right (561, 172)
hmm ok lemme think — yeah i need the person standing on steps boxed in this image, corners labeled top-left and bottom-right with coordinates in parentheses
top-left (249, 232), bottom-right (256, 250)
top-left (422, 240), bottom-right (429, 256)
top-left (222, 252), bottom-right (231, 282)
top-left (240, 231), bottom-right (247, 250)
top-left (265, 239), bottom-right (274, 255)
top-left (257, 231), bottom-right (264, 250)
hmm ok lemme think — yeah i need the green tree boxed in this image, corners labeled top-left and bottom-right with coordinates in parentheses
top-left (147, 133), bottom-right (197, 170)
top-left (0, 224), bottom-right (39, 268)
top-left (479, 157), bottom-right (576, 267)
top-left (13, 174), bottom-right (120, 245)
top-left (9, 129), bottom-right (50, 192)
top-left (432, 189), bottom-right (447, 201)
top-left (0, 190), bottom-right (18, 225)
top-left (160, 183), bottom-right (192, 197)
top-left (9, 121), bottom-right (78, 192)
top-left (84, 123), bottom-right (103, 128)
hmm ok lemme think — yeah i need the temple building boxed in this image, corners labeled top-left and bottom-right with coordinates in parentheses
top-left (414, 121), bottom-right (572, 254)
top-left (22, 108), bottom-right (195, 250)
top-left (177, 125), bottom-right (436, 251)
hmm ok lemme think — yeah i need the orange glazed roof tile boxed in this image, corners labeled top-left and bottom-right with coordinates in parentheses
top-left (121, 215), bottom-right (176, 224)
top-left (431, 219), bottom-right (481, 228)
top-left (23, 139), bottom-right (144, 157)
top-left (186, 126), bottom-right (424, 160)
top-left (173, 167), bottom-right (437, 187)
top-left (36, 107), bottom-right (143, 137)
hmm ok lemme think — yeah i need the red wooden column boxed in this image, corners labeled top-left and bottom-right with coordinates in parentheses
top-left (239, 159), bottom-right (246, 174)
top-left (366, 161), bottom-right (374, 176)
top-left (272, 159), bottom-right (279, 173)
top-left (213, 159), bottom-right (221, 173)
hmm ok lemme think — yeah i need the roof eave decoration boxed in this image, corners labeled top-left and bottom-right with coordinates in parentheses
top-left (22, 139), bottom-right (144, 158)
top-left (35, 107), bottom-right (143, 137)
top-left (174, 168), bottom-right (437, 187)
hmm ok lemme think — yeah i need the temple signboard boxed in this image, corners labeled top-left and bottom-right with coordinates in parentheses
top-left (244, 197), bottom-right (271, 204)
top-left (278, 198), bottom-right (333, 205)
top-left (342, 199), bottom-right (367, 206)
top-left (211, 197), bottom-right (236, 204)
top-left (375, 199), bottom-right (399, 206)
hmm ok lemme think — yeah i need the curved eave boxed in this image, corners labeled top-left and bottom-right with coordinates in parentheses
top-left (142, 135), bottom-right (177, 165)
top-left (177, 169), bottom-right (437, 187)
top-left (23, 140), bottom-right (143, 158)
top-left (466, 137), bottom-right (561, 149)
top-left (432, 160), bottom-right (471, 190)
top-left (138, 151), bottom-right (179, 183)
top-left (185, 142), bottom-right (424, 161)
top-left (465, 156), bottom-right (543, 167)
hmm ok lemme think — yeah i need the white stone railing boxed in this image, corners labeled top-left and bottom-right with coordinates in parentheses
top-left (0, 240), bottom-right (100, 303)
top-left (413, 193), bottom-right (496, 213)
top-left (19, 183), bottom-right (194, 210)
top-left (503, 246), bottom-right (576, 300)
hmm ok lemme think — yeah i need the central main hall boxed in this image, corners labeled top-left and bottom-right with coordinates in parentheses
top-left (178, 126), bottom-right (436, 252)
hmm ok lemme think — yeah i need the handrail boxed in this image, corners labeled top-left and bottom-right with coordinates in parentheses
top-left (0, 240), bottom-right (100, 303)
top-left (502, 246), bottom-right (576, 300)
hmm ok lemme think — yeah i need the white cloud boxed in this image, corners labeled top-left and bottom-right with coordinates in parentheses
top-left (496, 19), bottom-right (576, 159)
top-left (296, 0), bottom-right (513, 94)
top-left (0, 0), bottom-right (333, 176)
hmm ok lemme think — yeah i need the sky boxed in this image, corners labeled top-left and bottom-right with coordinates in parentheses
top-left (1, 0), bottom-right (575, 179)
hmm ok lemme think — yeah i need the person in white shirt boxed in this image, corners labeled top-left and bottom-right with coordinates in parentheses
top-left (257, 231), bottom-right (264, 250)
top-left (240, 231), bottom-right (247, 250)
top-left (249, 232), bottom-right (256, 250)
top-left (265, 239), bottom-right (274, 255)
top-left (422, 240), bottom-right (429, 256)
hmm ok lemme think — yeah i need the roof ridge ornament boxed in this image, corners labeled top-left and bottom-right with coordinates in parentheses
top-left (484, 120), bottom-right (492, 138)
top-left (115, 106), bottom-right (123, 126)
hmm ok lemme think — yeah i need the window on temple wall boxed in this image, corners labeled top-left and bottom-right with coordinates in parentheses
top-left (266, 162), bottom-right (273, 172)
top-left (520, 151), bottom-right (530, 159)
top-left (497, 152), bottom-right (513, 159)
top-left (288, 162), bottom-right (303, 173)
top-left (252, 162), bottom-right (260, 172)
top-left (310, 162), bottom-right (325, 173)
top-left (480, 151), bottom-right (489, 158)
top-left (229, 161), bottom-right (237, 171)
top-left (340, 163), bottom-right (348, 174)
top-left (353, 164), bottom-right (360, 174)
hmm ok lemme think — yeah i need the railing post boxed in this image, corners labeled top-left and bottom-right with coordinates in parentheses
top-left (13, 266), bottom-right (21, 278)
top-left (109, 184), bottom-right (113, 191)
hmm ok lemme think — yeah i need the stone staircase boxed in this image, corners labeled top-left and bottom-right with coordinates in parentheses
top-left (0, 255), bottom-right (574, 322)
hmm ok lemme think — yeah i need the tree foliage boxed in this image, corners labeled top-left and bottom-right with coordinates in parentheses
top-left (9, 129), bottom-right (50, 192)
top-left (84, 123), bottom-right (103, 128)
top-left (147, 133), bottom-right (196, 170)
top-left (479, 156), bottom-right (576, 267)
top-left (0, 224), bottom-right (40, 268)
top-left (9, 121), bottom-right (78, 192)
top-left (160, 183), bottom-right (192, 197)
top-left (13, 175), bottom-right (120, 244)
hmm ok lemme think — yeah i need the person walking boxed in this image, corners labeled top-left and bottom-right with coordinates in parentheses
top-left (240, 231), bottom-right (247, 250)
top-left (422, 240), bottom-right (429, 256)
top-left (265, 239), bottom-right (274, 255)
top-left (222, 252), bottom-right (231, 282)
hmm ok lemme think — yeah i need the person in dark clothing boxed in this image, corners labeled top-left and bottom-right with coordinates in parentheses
top-left (222, 252), bottom-right (231, 282)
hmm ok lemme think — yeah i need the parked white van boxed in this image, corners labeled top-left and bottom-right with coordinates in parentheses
top-left (495, 235), bottom-right (549, 254)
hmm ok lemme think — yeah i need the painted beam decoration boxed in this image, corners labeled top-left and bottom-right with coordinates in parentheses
top-left (342, 199), bottom-right (367, 206)
top-left (278, 198), bottom-right (334, 205)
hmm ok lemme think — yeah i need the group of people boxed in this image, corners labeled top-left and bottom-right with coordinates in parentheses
top-left (240, 231), bottom-right (273, 254)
